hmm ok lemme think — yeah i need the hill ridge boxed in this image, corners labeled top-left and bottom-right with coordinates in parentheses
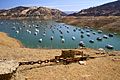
top-left (0, 6), bottom-right (67, 19)
top-left (69, 0), bottom-right (120, 16)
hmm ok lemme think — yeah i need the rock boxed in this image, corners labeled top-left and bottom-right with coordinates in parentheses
top-left (78, 61), bottom-right (86, 65)
top-left (0, 60), bottom-right (19, 80)
top-left (98, 48), bottom-right (105, 51)
top-left (97, 48), bottom-right (106, 54)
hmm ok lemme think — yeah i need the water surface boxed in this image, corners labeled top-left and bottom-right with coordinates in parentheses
top-left (0, 19), bottom-right (120, 50)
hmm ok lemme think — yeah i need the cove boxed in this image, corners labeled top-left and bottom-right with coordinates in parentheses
top-left (0, 19), bottom-right (120, 50)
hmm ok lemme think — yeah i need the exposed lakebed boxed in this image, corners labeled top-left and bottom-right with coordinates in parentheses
top-left (0, 19), bottom-right (120, 50)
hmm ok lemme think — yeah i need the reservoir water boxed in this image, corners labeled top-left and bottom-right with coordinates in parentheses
top-left (0, 19), bottom-right (120, 50)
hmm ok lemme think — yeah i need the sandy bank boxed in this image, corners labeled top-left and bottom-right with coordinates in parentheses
top-left (0, 32), bottom-right (120, 80)
top-left (0, 46), bottom-right (120, 80)
top-left (0, 32), bottom-right (23, 48)
top-left (59, 16), bottom-right (120, 33)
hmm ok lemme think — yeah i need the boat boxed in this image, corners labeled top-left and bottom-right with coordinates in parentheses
top-left (103, 35), bottom-right (109, 39)
top-left (97, 37), bottom-right (102, 41)
top-left (105, 44), bottom-right (114, 49)
top-left (79, 41), bottom-right (85, 47)
top-left (39, 38), bottom-right (42, 43)
top-left (98, 30), bottom-right (102, 33)
top-left (86, 33), bottom-right (90, 37)
top-left (72, 36), bottom-right (76, 40)
top-left (109, 33), bottom-right (114, 37)
top-left (89, 39), bottom-right (94, 43)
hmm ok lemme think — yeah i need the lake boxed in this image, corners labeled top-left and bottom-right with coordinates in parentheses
top-left (0, 19), bottom-right (120, 50)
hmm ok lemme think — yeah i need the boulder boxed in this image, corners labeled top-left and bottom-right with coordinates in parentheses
top-left (0, 60), bottom-right (19, 80)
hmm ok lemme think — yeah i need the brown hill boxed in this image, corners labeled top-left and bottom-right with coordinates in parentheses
top-left (0, 6), bottom-right (67, 19)
top-left (69, 0), bottom-right (120, 16)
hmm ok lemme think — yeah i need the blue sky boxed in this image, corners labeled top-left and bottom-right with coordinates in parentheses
top-left (0, 0), bottom-right (117, 11)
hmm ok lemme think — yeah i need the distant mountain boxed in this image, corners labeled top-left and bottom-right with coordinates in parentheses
top-left (64, 11), bottom-right (78, 15)
top-left (69, 0), bottom-right (120, 16)
top-left (0, 6), bottom-right (67, 19)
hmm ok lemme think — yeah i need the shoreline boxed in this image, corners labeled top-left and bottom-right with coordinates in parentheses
top-left (0, 31), bottom-right (119, 51)
top-left (58, 16), bottom-right (120, 33)
top-left (0, 32), bottom-right (97, 50)
top-left (0, 32), bottom-right (120, 80)
top-left (7, 34), bottom-right (24, 48)
top-left (0, 32), bottom-right (24, 48)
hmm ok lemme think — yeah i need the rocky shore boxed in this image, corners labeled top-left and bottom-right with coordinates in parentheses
top-left (0, 32), bottom-right (120, 80)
